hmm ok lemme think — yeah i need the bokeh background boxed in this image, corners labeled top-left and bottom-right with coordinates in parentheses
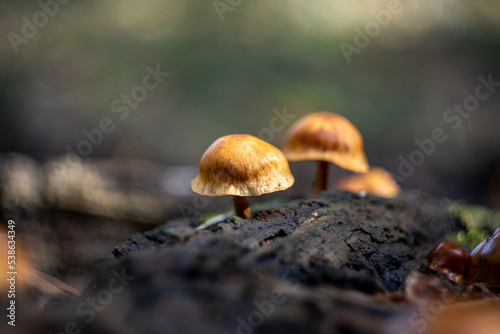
top-left (1, 1), bottom-right (500, 206)
top-left (1, 1), bottom-right (500, 289)
top-left (2, 1), bottom-right (500, 207)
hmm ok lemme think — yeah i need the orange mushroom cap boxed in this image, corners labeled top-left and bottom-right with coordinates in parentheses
top-left (191, 134), bottom-right (294, 197)
top-left (335, 167), bottom-right (400, 198)
top-left (282, 112), bottom-right (369, 173)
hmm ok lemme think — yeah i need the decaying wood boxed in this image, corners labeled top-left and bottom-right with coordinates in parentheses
top-left (29, 191), bottom-right (469, 334)
top-left (113, 191), bottom-right (461, 291)
top-left (4, 186), bottom-right (499, 334)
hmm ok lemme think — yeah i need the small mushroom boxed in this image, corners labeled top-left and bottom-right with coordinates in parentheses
top-left (426, 241), bottom-right (467, 284)
top-left (282, 112), bottom-right (369, 195)
top-left (335, 167), bottom-right (400, 198)
top-left (466, 228), bottom-right (500, 287)
top-left (191, 134), bottom-right (294, 219)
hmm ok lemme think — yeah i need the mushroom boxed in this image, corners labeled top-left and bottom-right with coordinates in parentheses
top-left (426, 241), bottom-right (468, 284)
top-left (191, 134), bottom-right (294, 219)
top-left (466, 228), bottom-right (500, 287)
top-left (282, 112), bottom-right (369, 195)
top-left (335, 167), bottom-right (400, 198)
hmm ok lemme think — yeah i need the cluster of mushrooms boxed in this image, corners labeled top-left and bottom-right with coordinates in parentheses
top-left (191, 111), bottom-right (499, 289)
top-left (191, 112), bottom-right (398, 219)
top-left (427, 228), bottom-right (500, 287)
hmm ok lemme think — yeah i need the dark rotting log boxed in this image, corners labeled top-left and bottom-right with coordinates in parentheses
top-left (22, 191), bottom-right (459, 334)
top-left (9, 191), bottom-right (485, 334)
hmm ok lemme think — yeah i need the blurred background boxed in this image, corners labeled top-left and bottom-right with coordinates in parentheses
top-left (1, 0), bottom-right (500, 204)
top-left (1, 0), bottom-right (500, 288)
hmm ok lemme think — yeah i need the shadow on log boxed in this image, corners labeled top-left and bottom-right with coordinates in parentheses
top-left (6, 190), bottom-right (476, 334)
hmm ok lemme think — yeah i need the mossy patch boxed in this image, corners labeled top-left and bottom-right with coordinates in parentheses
top-left (447, 201), bottom-right (500, 249)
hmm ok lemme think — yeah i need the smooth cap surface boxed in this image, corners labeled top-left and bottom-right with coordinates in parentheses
top-left (191, 134), bottom-right (294, 197)
top-left (282, 112), bottom-right (369, 172)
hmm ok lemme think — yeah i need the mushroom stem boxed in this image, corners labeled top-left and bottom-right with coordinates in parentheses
top-left (232, 195), bottom-right (251, 219)
top-left (314, 161), bottom-right (329, 195)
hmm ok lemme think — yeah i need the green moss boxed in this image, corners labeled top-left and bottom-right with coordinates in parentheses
top-left (447, 201), bottom-right (500, 249)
